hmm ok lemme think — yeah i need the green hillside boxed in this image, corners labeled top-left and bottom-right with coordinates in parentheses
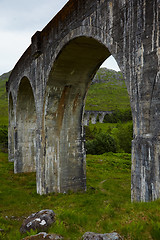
top-left (0, 71), bottom-right (10, 126)
top-left (85, 68), bottom-right (130, 111)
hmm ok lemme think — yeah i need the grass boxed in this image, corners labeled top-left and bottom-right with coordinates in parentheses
top-left (0, 152), bottom-right (160, 239)
top-left (0, 72), bottom-right (10, 126)
top-left (85, 68), bottom-right (130, 111)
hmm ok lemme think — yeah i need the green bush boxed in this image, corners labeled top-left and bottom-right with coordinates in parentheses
top-left (104, 109), bottom-right (132, 123)
top-left (86, 133), bottom-right (117, 155)
top-left (114, 122), bottom-right (133, 153)
top-left (0, 125), bottom-right (8, 151)
top-left (85, 121), bottom-right (133, 154)
top-left (85, 126), bottom-right (101, 140)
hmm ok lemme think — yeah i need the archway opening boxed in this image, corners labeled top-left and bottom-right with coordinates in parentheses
top-left (84, 56), bottom-right (133, 155)
top-left (42, 36), bottom-right (111, 194)
top-left (16, 77), bottom-right (36, 173)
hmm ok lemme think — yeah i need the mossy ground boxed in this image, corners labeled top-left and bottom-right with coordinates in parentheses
top-left (0, 152), bottom-right (160, 240)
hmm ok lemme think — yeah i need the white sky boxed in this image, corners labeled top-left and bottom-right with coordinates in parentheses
top-left (0, 0), bottom-right (120, 75)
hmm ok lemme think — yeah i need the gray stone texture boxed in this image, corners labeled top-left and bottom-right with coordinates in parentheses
top-left (81, 232), bottom-right (123, 240)
top-left (8, 0), bottom-right (160, 201)
top-left (20, 210), bottom-right (55, 234)
top-left (22, 232), bottom-right (63, 240)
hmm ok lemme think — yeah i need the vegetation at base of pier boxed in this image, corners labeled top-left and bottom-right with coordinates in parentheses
top-left (0, 151), bottom-right (160, 240)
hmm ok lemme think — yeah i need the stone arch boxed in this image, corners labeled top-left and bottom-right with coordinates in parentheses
top-left (47, 27), bottom-right (125, 85)
top-left (15, 77), bottom-right (37, 173)
top-left (8, 92), bottom-right (15, 162)
top-left (40, 36), bottom-right (118, 194)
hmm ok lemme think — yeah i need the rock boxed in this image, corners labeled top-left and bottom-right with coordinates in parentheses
top-left (22, 232), bottom-right (63, 240)
top-left (20, 210), bottom-right (55, 234)
top-left (81, 232), bottom-right (123, 240)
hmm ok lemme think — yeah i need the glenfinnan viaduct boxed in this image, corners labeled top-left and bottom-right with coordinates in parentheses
top-left (7, 0), bottom-right (160, 202)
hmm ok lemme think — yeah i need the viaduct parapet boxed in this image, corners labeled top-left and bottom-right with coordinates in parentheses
top-left (8, 0), bottom-right (160, 202)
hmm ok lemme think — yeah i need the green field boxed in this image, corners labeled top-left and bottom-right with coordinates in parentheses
top-left (0, 152), bottom-right (160, 239)
top-left (0, 72), bottom-right (10, 126)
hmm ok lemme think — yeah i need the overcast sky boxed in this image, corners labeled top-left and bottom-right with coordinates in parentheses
top-left (0, 0), bottom-right (120, 75)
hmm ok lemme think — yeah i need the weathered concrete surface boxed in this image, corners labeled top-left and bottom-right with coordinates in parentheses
top-left (22, 232), bottom-right (63, 240)
top-left (8, 0), bottom-right (160, 201)
top-left (81, 232), bottom-right (123, 240)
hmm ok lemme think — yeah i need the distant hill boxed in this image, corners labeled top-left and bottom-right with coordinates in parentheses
top-left (85, 68), bottom-right (130, 111)
top-left (0, 68), bottom-right (130, 126)
top-left (0, 71), bottom-right (11, 126)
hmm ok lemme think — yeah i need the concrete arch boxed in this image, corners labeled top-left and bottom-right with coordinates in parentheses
top-left (46, 26), bottom-right (124, 88)
top-left (15, 77), bottom-right (37, 173)
top-left (39, 36), bottom-right (111, 194)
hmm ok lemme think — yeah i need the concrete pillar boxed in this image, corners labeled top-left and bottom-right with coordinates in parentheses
top-left (83, 112), bottom-right (90, 126)
top-left (37, 84), bottom-right (86, 194)
top-left (131, 41), bottom-right (160, 202)
top-left (132, 137), bottom-right (160, 202)
top-left (90, 113), bottom-right (98, 124)
top-left (99, 112), bottom-right (107, 123)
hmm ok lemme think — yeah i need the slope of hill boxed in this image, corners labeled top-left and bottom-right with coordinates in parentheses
top-left (0, 71), bottom-right (10, 126)
top-left (85, 68), bottom-right (130, 111)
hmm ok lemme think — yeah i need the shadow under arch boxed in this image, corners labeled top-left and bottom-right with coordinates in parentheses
top-left (15, 77), bottom-right (37, 173)
top-left (8, 92), bottom-right (15, 162)
top-left (41, 36), bottom-right (122, 194)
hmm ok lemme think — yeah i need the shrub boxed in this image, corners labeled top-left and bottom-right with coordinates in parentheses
top-left (86, 133), bottom-right (117, 155)
top-left (85, 126), bottom-right (101, 140)
top-left (85, 121), bottom-right (133, 154)
top-left (0, 125), bottom-right (8, 151)
top-left (113, 122), bottom-right (133, 153)
top-left (104, 109), bottom-right (132, 123)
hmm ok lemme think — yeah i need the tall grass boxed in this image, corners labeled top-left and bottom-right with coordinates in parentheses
top-left (0, 152), bottom-right (160, 239)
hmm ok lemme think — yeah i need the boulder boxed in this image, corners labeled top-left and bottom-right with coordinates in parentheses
top-left (20, 210), bottom-right (55, 234)
top-left (81, 232), bottom-right (123, 240)
top-left (22, 232), bottom-right (63, 240)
